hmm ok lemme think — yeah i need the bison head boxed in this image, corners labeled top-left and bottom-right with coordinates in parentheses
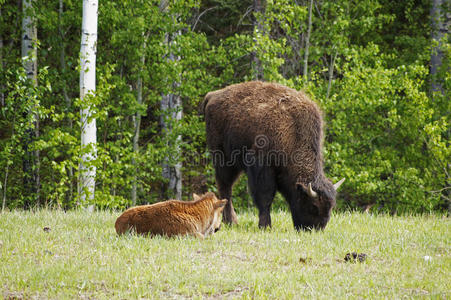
top-left (292, 178), bottom-right (345, 231)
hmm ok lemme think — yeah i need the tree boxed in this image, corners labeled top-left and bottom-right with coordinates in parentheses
top-left (58, 0), bottom-right (75, 205)
top-left (79, 0), bottom-right (98, 204)
top-left (131, 33), bottom-right (148, 206)
top-left (303, 0), bottom-right (313, 83)
top-left (430, 0), bottom-right (446, 94)
top-left (21, 0), bottom-right (39, 208)
top-left (0, 7), bottom-right (4, 107)
top-left (252, 0), bottom-right (265, 80)
top-left (160, 0), bottom-right (183, 200)
top-left (430, 0), bottom-right (450, 212)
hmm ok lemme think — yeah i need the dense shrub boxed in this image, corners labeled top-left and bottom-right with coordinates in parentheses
top-left (0, 0), bottom-right (449, 213)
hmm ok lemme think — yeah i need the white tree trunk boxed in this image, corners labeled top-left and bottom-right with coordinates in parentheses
top-left (160, 52), bottom-right (183, 200)
top-left (2, 166), bottom-right (7, 211)
top-left (59, 0), bottom-right (74, 205)
top-left (160, 82), bottom-right (183, 200)
top-left (131, 35), bottom-right (147, 206)
top-left (79, 0), bottom-right (98, 203)
top-left (326, 51), bottom-right (337, 100)
top-left (22, 0), bottom-right (39, 207)
top-left (430, 0), bottom-right (451, 94)
top-left (252, 0), bottom-right (265, 80)
top-left (430, 0), bottom-right (451, 213)
top-left (431, 0), bottom-right (443, 94)
top-left (0, 7), bottom-right (3, 211)
top-left (22, 0), bottom-right (37, 85)
top-left (59, 0), bottom-right (71, 116)
top-left (159, 0), bottom-right (182, 200)
top-left (303, 0), bottom-right (313, 84)
top-left (0, 7), bottom-right (4, 106)
top-left (131, 81), bottom-right (142, 206)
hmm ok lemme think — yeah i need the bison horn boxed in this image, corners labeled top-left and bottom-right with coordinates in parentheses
top-left (308, 182), bottom-right (318, 198)
top-left (333, 178), bottom-right (346, 190)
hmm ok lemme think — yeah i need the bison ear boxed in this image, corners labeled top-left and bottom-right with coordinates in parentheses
top-left (192, 193), bottom-right (201, 201)
top-left (214, 199), bottom-right (228, 209)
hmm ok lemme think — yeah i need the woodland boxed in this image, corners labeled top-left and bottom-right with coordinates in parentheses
top-left (0, 0), bottom-right (449, 213)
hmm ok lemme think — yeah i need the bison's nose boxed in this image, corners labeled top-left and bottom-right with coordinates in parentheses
top-left (295, 223), bottom-right (325, 232)
top-left (214, 225), bottom-right (221, 233)
top-left (295, 224), bottom-right (313, 232)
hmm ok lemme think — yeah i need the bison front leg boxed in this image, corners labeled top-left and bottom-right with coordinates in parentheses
top-left (215, 166), bottom-right (241, 225)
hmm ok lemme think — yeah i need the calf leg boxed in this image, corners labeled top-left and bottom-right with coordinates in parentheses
top-left (193, 232), bottom-right (205, 239)
top-left (246, 165), bottom-right (276, 228)
top-left (215, 166), bottom-right (241, 225)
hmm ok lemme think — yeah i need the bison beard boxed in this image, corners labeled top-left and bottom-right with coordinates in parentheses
top-left (202, 81), bottom-right (344, 230)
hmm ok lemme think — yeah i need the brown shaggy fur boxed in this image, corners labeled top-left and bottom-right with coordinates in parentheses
top-left (115, 192), bottom-right (227, 238)
top-left (202, 81), bottom-right (344, 230)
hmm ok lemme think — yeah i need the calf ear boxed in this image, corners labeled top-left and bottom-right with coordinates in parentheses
top-left (214, 199), bottom-right (228, 209)
top-left (192, 193), bottom-right (201, 201)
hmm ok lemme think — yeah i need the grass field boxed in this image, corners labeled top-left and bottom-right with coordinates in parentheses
top-left (0, 209), bottom-right (449, 299)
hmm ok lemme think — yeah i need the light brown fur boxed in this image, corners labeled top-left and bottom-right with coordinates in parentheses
top-left (115, 192), bottom-right (227, 238)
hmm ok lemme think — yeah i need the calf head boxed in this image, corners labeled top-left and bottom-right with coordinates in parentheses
top-left (193, 193), bottom-right (228, 235)
top-left (212, 197), bottom-right (228, 233)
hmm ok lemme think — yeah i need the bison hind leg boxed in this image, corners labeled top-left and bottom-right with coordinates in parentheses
top-left (246, 165), bottom-right (277, 228)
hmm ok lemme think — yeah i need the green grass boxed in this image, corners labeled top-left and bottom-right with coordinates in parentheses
top-left (0, 209), bottom-right (449, 299)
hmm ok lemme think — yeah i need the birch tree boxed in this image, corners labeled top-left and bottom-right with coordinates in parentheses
top-left (303, 0), bottom-right (313, 84)
top-left (22, 0), bottom-right (39, 208)
top-left (430, 0), bottom-right (450, 212)
top-left (22, 0), bottom-right (37, 92)
top-left (326, 50), bottom-right (337, 100)
top-left (431, 0), bottom-right (443, 94)
top-left (79, 0), bottom-right (98, 203)
top-left (430, 0), bottom-right (450, 95)
top-left (0, 7), bottom-right (4, 107)
top-left (252, 0), bottom-right (265, 80)
top-left (131, 34), bottom-right (148, 206)
top-left (160, 0), bottom-right (182, 200)
top-left (58, 0), bottom-right (74, 204)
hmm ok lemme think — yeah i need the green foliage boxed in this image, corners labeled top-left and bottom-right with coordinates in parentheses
top-left (322, 45), bottom-right (445, 212)
top-left (0, 0), bottom-right (449, 212)
top-left (0, 64), bottom-right (51, 208)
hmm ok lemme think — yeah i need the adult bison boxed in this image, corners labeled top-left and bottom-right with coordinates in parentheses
top-left (202, 81), bottom-right (344, 230)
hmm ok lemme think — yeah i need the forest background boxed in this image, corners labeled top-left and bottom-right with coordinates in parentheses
top-left (0, 0), bottom-right (449, 214)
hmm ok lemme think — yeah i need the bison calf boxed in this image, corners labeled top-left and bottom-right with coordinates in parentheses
top-left (115, 192), bottom-right (227, 238)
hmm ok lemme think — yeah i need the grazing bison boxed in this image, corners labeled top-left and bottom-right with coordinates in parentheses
top-left (202, 81), bottom-right (344, 230)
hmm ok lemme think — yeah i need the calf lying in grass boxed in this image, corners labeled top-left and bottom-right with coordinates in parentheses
top-left (115, 192), bottom-right (227, 238)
